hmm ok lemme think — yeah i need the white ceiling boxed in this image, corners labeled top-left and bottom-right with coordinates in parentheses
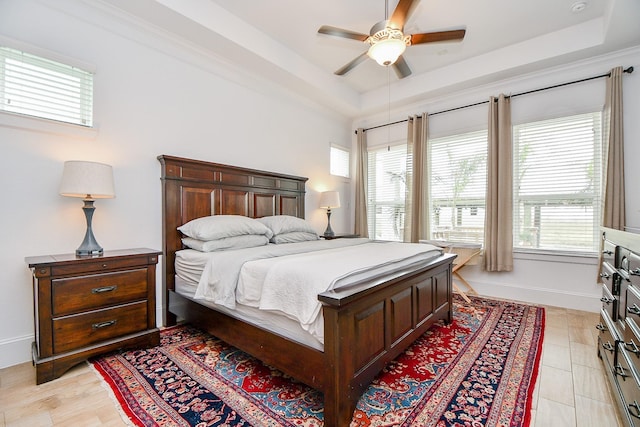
top-left (101, 0), bottom-right (640, 117)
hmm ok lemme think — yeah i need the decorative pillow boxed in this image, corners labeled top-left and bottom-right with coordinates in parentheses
top-left (182, 235), bottom-right (270, 252)
top-left (178, 215), bottom-right (273, 241)
top-left (272, 232), bottom-right (319, 244)
top-left (256, 215), bottom-right (317, 236)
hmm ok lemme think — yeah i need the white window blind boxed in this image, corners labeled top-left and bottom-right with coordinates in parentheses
top-left (513, 112), bottom-right (602, 252)
top-left (0, 46), bottom-right (93, 126)
top-left (429, 130), bottom-right (487, 244)
top-left (367, 143), bottom-right (407, 241)
top-left (330, 145), bottom-right (350, 178)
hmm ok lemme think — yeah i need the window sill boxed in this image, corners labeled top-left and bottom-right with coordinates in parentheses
top-left (513, 248), bottom-right (598, 265)
top-left (0, 111), bottom-right (98, 140)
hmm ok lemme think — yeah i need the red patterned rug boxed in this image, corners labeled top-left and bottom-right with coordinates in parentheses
top-left (91, 295), bottom-right (544, 426)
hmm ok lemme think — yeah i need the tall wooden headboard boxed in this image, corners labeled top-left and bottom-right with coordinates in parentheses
top-left (158, 155), bottom-right (308, 321)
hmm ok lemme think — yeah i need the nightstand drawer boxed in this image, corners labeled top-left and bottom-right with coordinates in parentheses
top-left (52, 269), bottom-right (148, 316)
top-left (51, 257), bottom-right (149, 276)
top-left (53, 301), bottom-right (148, 354)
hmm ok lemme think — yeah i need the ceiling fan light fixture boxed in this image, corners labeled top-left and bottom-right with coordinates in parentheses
top-left (367, 37), bottom-right (407, 66)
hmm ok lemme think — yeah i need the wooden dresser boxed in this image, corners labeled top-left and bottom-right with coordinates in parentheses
top-left (597, 228), bottom-right (640, 426)
top-left (26, 248), bottom-right (161, 384)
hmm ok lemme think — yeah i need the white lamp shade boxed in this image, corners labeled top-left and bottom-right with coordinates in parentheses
top-left (59, 160), bottom-right (115, 199)
top-left (319, 191), bottom-right (340, 209)
top-left (367, 38), bottom-right (407, 66)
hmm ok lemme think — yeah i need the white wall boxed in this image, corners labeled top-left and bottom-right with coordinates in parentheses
top-left (0, 1), bottom-right (352, 367)
top-left (353, 47), bottom-right (640, 314)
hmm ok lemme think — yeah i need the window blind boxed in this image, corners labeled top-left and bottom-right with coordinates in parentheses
top-left (367, 143), bottom-right (407, 241)
top-left (429, 130), bottom-right (487, 244)
top-left (330, 145), bottom-right (350, 178)
top-left (513, 112), bottom-right (602, 252)
top-left (0, 47), bottom-right (93, 126)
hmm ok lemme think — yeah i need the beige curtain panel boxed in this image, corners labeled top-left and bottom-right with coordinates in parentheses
top-left (404, 113), bottom-right (430, 243)
top-left (354, 128), bottom-right (369, 238)
top-left (484, 94), bottom-right (513, 272)
top-left (602, 66), bottom-right (626, 230)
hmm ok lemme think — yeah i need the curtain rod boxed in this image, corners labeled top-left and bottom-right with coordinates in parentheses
top-left (355, 66), bottom-right (634, 134)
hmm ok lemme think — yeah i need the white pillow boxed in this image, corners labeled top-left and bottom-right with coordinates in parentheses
top-left (272, 232), bottom-right (319, 244)
top-left (257, 215), bottom-right (317, 236)
top-left (182, 235), bottom-right (269, 252)
top-left (178, 215), bottom-right (273, 241)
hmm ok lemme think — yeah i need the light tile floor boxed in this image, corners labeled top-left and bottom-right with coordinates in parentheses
top-left (0, 305), bottom-right (625, 427)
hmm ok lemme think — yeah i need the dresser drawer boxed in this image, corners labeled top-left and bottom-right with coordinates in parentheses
top-left (603, 238), bottom-right (616, 266)
top-left (616, 345), bottom-right (640, 426)
top-left (52, 269), bottom-right (148, 316)
top-left (626, 285), bottom-right (640, 327)
top-left (52, 301), bottom-right (148, 353)
top-left (598, 310), bottom-right (618, 369)
top-left (602, 285), bottom-right (618, 322)
top-left (601, 261), bottom-right (619, 295)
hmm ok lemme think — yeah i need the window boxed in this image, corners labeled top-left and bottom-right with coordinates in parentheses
top-left (429, 130), bottom-right (488, 244)
top-left (513, 112), bottom-right (602, 252)
top-left (330, 145), bottom-right (350, 178)
top-left (367, 144), bottom-right (407, 241)
top-left (0, 46), bottom-right (93, 126)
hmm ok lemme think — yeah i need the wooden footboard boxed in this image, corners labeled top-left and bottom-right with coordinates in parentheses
top-left (320, 254), bottom-right (453, 425)
top-left (158, 155), bottom-right (455, 426)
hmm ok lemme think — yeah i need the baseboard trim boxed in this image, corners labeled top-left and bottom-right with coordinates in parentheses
top-left (0, 334), bottom-right (33, 369)
top-left (468, 281), bottom-right (600, 312)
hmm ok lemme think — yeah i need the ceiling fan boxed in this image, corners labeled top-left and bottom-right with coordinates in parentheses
top-left (318, 0), bottom-right (466, 79)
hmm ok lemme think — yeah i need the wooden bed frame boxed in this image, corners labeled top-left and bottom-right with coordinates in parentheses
top-left (158, 155), bottom-right (455, 426)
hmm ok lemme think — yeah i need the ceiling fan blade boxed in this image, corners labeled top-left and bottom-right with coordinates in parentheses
top-left (318, 25), bottom-right (369, 41)
top-left (389, 0), bottom-right (418, 30)
top-left (411, 29), bottom-right (466, 45)
top-left (335, 52), bottom-right (369, 75)
top-left (393, 55), bottom-right (412, 79)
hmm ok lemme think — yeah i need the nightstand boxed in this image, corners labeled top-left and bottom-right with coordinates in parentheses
top-left (25, 248), bottom-right (161, 384)
top-left (321, 234), bottom-right (360, 240)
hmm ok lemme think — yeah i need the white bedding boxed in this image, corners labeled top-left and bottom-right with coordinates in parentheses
top-left (237, 242), bottom-right (443, 341)
top-left (176, 238), bottom-right (371, 308)
top-left (174, 239), bottom-right (443, 344)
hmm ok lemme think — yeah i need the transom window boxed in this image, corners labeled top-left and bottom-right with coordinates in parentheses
top-left (0, 46), bottom-right (93, 127)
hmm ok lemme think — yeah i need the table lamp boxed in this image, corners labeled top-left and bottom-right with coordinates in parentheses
top-left (59, 160), bottom-right (115, 256)
top-left (319, 191), bottom-right (340, 238)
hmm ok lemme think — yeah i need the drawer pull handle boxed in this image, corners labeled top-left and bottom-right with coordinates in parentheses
top-left (91, 285), bottom-right (117, 294)
top-left (102, 264), bottom-right (108, 268)
top-left (92, 320), bottom-right (117, 330)
top-left (596, 323), bottom-right (607, 332)
top-left (626, 340), bottom-right (640, 356)
top-left (603, 250), bottom-right (613, 256)
top-left (602, 341), bottom-right (615, 352)
top-left (631, 268), bottom-right (640, 276)
top-left (600, 272), bottom-right (610, 279)
top-left (615, 364), bottom-right (630, 379)
top-left (628, 304), bottom-right (640, 316)
top-left (601, 297), bottom-right (613, 304)
top-left (629, 401), bottom-right (640, 419)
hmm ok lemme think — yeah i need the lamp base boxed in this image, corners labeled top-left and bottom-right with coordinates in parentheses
top-left (76, 200), bottom-right (104, 257)
top-left (323, 209), bottom-right (335, 238)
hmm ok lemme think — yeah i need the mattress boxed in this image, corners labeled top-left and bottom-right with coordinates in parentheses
top-left (175, 276), bottom-right (324, 350)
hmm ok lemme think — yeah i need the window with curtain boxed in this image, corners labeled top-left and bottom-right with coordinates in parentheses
top-left (513, 112), bottom-right (603, 252)
top-left (330, 144), bottom-right (350, 178)
top-left (367, 143), bottom-right (407, 241)
top-left (0, 46), bottom-right (94, 127)
top-left (429, 130), bottom-right (488, 244)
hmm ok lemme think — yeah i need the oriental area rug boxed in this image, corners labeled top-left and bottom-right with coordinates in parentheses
top-left (91, 295), bottom-right (544, 427)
